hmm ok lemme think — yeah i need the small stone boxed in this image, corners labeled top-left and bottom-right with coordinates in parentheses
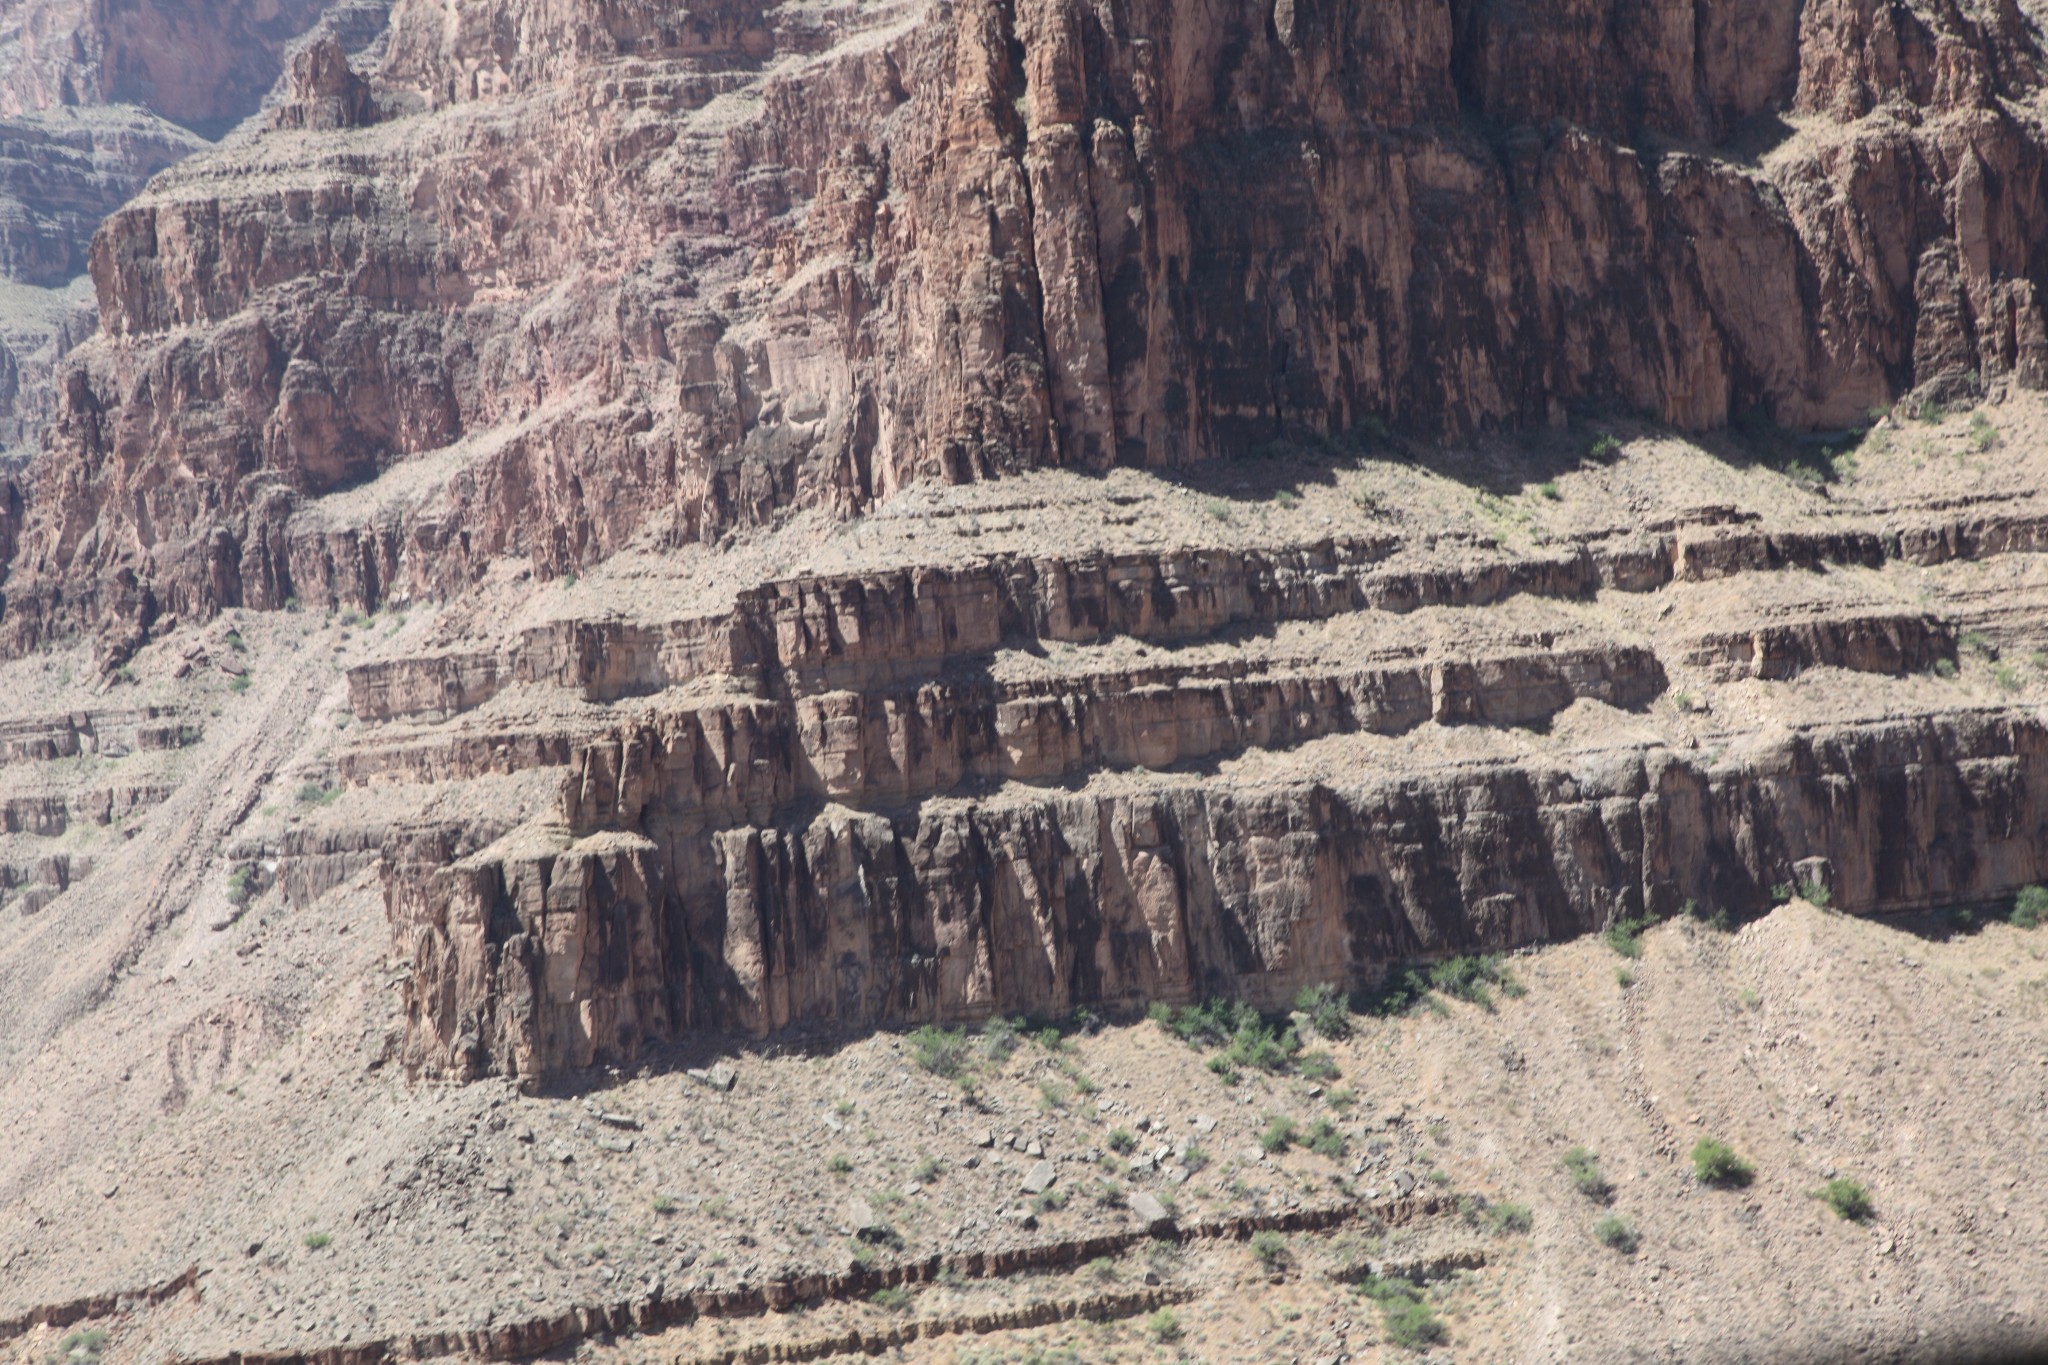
top-left (485, 1178), bottom-right (512, 1194)
top-left (514, 1126), bottom-right (535, 1144)
top-left (598, 1112), bottom-right (642, 1130)
top-left (974, 1128), bottom-right (995, 1148)
top-left (1191, 1114), bottom-right (1216, 1133)
top-left (847, 1198), bottom-right (890, 1241)
top-left (1025, 1140), bottom-right (1044, 1158)
top-left (596, 1136), bottom-right (634, 1154)
top-left (706, 1063), bottom-right (737, 1091)
top-left (1392, 1170), bottom-right (1417, 1196)
top-left (1021, 1160), bottom-right (1058, 1195)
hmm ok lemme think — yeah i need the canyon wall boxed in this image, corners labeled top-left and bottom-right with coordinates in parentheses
top-left (7, 0), bottom-right (2048, 654)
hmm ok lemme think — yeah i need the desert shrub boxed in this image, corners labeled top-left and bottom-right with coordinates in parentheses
top-left (1798, 878), bottom-right (1833, 909)
top-left (1250, 1228), bottom-right (1289, 1269)
top-left (1684, 899), bottom-right (1731, 932)
top-left (1182, 1144), bottom-right (1210, 1173)
top-left (1589, 433), bottom-right (1623, 460)
top-left (1604, 914), bottom-right (1651, 959)
top-left (1563, 1146), bottom-right (1610, 1201)
top-left (1994, 662), bottom-right (2023, 693)
top-left (303, 1232), bottom-right (332, 1250)
top-left (295, 781), bottom-right (339, 806)
top-left (1305, 1118), bottom-right (1347, 1159)
top-left (1487, 1201), bottom-right (1534, 1234)
top-left (652, 1193), bottom-right (677, 1214)
top-left (870, 1286), bottom-right (910, 1310)
top-left (1107, 1127), bottom-right (1137, 1155)
top-left (1428, 954), bottom-right (1514, 1008)
top-left (907, 1025), bottom-right (971, 1079)
top-left (1817, 1177), bottom-right (1874, 1222)
top-left (1934, 657), bottom-right (1959, 679)
top-left (827, 1153), bottom-right (854, 1175)
top-left (1295, 982), bottom-right (1352, 1039)
top-left (2012, 885), bottom-right (2048, 929)
top-left (1536, 480), bottom-right (1562, 500)
top-left (1157, 997), bottom-right (1302, 1074)
top-left (51, 1328), bottom-right (108, 1365)
top-left (225, 865), bottom-right (255, 907)
top-left (1616, 967), bottom-right (1636, 989)
top-left (1594, 1214), bottom-right (1639, 1254)
top-left (1260, 1116), bottom-right (1299, 1154)
top-left (912, 1155), bottom-right (944, 1183)
top-left (1033, 1187), bottom-right (1069, 1213)
top-left (1969, 410), bottom-right (1999, 452)
top-left (1359, 1275), bottom-right (1445, 1350)
top-left (1691, 1136), bottom-right (1755, 1187)
top-left (1961, 629), bottom-right (1995, 657)
top-left (1147, 1308), bottom-right (1182, 1342)
top-left (1204, 499), bottom-right (1231, 522)
top-left (1298, 1050), bottom-right (1340, 1082)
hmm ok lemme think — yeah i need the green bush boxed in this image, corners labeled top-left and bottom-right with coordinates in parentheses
top-left (1487, 1201), bottom-right (1534, 1234)
top-left (2012, 885), bottom-right (2048, 929)
top-left (1182, 1144), bottom-right (1210, 1173)
top-left (1359, 1275), bottom-right (1445, 1350)
top-left (1969, 410), bottom-right (1999, 452)
top-left (827, 1153), bottom-right (853, 1175)
top-left (1107, 1127), bottom-right (1137, 1155)
top-left (1536, 480), bottom-right (1562, 501)
top-left (1817, 1177), bottom-right (1874, 1222)
top-left (1934, 657), bottom-right (1959, 679)
top-left (51, 1328), bottom-right (108, 1365)
top-left (1260, 1116), bottom-right (1299, 1154)
top-left (1563, 1146), bottom-right (1610, 1201)
top-left (1298, 1050), bottom-right (1340, 1082)
top-left (1250, 1229), bottom-right (1288, 1269)
top-left (1305, 1118), bottom-right (1347, 1159)
top-left (1155, 997), bottom-right (1302, 1074)
top-left (303, 1232), bottom-right (332, 1250)
top-left (1294, 982), bottom-right (1352, 1039)
top-left (1594, 1214), bottom-right (1639, 1254)
top-left (870, 1285), bottom-right (909, 1310)
top-left (912, 1155), bottom-right (944, 1183)
top-left (1428, 955), bottom-right (1516, 1008)
top-left (1690, 1136), bottom-right (1755, 1187)
top-left (1589, 433), bottom-right (1623, 461)
top-left (1604, 914), bottom-right (1651, 958)
top-left (907, 1025), bottom-right (971, 1080)
top-left (1147, 1308), bottom-right (1182, 1342)
top-left (1684, 899), bottom-right (1731, 932)
top-left (1798, 878), bottom-right (1833, 910)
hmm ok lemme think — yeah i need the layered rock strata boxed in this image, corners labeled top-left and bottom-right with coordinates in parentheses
top-left (10, 0), bottom-right (2048, 652)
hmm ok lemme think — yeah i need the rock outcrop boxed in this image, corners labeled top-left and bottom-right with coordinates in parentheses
top-left (8, 0), bottom-right (2048, 651)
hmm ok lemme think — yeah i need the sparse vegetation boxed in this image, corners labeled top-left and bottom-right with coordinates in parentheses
top-left (1691, 1136), bottom-right (1755, 1187)
top-left (229, 674), bottom-right (252, 693)
top-left (49, 1328), bottom-right (108, 1365)
top-left (1181, 1144), bottom-right (1210, 1173)
top-left (1250, 1228), bottom-right (1289, 1269)
top-left (1487, 1201), bottom-right (1534, 1234)
top-left (1817, 1177), bottom-right (1875, 1222)
top-left (827, 1153), bottom-right (854, 1175)
top-left (870, 1286), bottom-right (910, 1310)
top-left (1108, 1127), bottom-right (1138, 1155)
top-left (1294, 982), bottom-right (1351, 1039)
top-left (225, 865), bottom-right (255, 907)
top-left (1535, 480), bottom-right (1561, 500)
top-left (912, 1155), bottom-right (944, 1183)
top-left (1616, 967), bottom-right (1636, 989)
top-left (1150, 998), bottom-right (1302, 1074)
top-left (1589, 433), bottom-right (1623, 460)
top-left (1204, 498), bottom-right (1231, 522)
top-left (1305, 1118), bottom-right (1347, 1159)
top-left (1969, 410), bottom-right (1999, 452)
top-left (1358, 1274), bottom-right (1446, 1350)
top-left (907, 1024), bottom-right (971, 1080)
top-left (1798, 877), bottom-right (1833, 910)
top-left (1934, 657), bottom-right (1959, 679)
top-left (295, 781), bottom-right (340, 806)
top-left (2012, 885), bottom-right (2048, 929)
top-left (1563, 1146), bottom-right (1610, 1201)
top-left (1298, 1050), bottom-right (1340, 1082)
top-left (1033, 1187), bottom-right (1069, 1214)
top-left (1994, 662), bottom-right (2023, 692)
top-left (1260, 1116), bottom-right (1300, 1154)
top-left (1428, 954), bottom-right (1523, 1008)
top-left (1604, 913), bottom-right (1652, 958)
top-left (303, 1232), bottom-right (332, 1250)
top-left (1147, 1307), bottom-right (1182, 1342)
top-left (652, 1193), bottom-right (676, 1214)
top-left (1594, 1214), bottom-right (1639, 1254)
top-left (1684, 898), bottom-right (1732, 932)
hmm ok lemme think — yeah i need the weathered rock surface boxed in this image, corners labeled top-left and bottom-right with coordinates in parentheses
top-left (9, 0), bottom-right (2048, 651)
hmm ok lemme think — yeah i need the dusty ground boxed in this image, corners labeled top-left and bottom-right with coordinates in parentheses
top-left (7, 399), bottom-right (2048, 1363)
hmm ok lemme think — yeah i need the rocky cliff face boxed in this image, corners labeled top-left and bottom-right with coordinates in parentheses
top-left (9, 0), bottom-right (2048, 1087)
top-left (8, 0), bottom-right (2048, 656)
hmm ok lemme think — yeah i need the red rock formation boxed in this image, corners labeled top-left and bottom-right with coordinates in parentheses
top-left (8, 0), bottom-right (2048, 651)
